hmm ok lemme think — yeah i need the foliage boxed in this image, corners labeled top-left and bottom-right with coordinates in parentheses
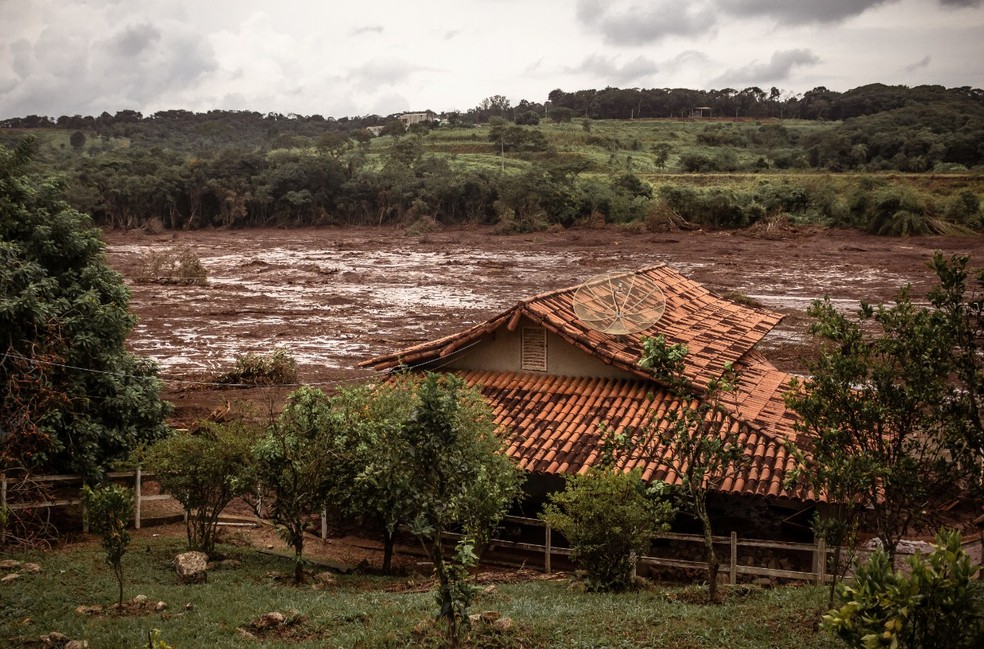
top-left (81, 483), bottom-right (133, 607)
top-left (400, 372), bottom-right (522, 644)
top-left (143, 419), bottom-right (257, 555)
top-left (785, 284), bottom-right (955, 561)
top-left (541, 468), bottom-right (673, 592)
top-left (824, 529), bottom-right (984, 649)
top-left (215, 348), bottom-right (298, 386)
top-left (134, 245), bottom-right (207, 285)
top-left (254, 386), bottom-right (339, 584)
top-left (637, 336), bottom-right (746, 603)
top-left (327, 378), bottom-right (420, 574)
top-left (3, 89), bottom-right (982, 237)
top-left (0, 139), bottom-right (172, 478)
top-left (926, 253), bottom-right (984, 498)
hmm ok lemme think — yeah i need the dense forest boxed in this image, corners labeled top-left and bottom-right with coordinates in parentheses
top-left (1, 83), bottom-right (982, 235)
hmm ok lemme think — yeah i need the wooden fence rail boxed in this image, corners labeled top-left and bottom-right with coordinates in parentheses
top-left (1, 468), bottom-right (174, 539)
top-left (490, 515), bottom-right (834, 584)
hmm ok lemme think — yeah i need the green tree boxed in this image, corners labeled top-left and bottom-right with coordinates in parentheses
top-left (329, 378), bottom-right (418, 574)
top-left (254, 386), bottom-right (338, 584)
top-left (0, 139), bottom-right (171, 478)
top-left (69, 131), bottom-right (86, 151)
top-left (928, 253), bottom-right (984, 490)
top-left (637, 335), bottom-right (746, 603)
top-left (144, 419), bottom-right (257, 556)
top-left (785, 288), bottom-right (954, 563)
top-left (541, 468), bottom-right (673, 592)
top-left (652, 142), bottom-right (671, 170)
top-left (400, 373), bottom-right (521, 645)
top-left (81, 483), bottom-right (133, 607)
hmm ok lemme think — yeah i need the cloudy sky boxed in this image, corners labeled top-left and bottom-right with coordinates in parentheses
top-left (2, 0), bottom-right (983, 120)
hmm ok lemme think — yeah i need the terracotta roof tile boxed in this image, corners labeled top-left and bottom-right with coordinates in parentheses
top-left (360, 265), bottom-right (783, 389)
top-left (452, 369), bottom-right (814, 502)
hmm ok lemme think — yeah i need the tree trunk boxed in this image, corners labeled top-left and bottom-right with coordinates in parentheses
top-left (696, 498), bottom-right (720, 604)
top-left (293, 532), bottom-right (305, 584)
top-left (382, 529), bottom-right (395, 575)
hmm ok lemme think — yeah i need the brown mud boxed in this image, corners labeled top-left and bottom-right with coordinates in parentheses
top-left (103, 225), bottom-right (984, 427)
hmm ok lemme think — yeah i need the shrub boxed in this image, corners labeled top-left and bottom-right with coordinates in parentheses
top-left (541, 469), bottom-right (673, 592)
top-left (135, 246), bottom-right (207, 285)
top-left (216, 348), bottom-right (298, 386)
top-left (81, 483), bottom-right (133, 607)
top-left (824, 529), bottom-right (984, 649)
top-left (144, 420), bottom-right (258, 555)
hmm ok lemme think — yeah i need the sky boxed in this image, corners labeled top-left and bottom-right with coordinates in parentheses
top-left (2, 0), bottom-right (983, 120)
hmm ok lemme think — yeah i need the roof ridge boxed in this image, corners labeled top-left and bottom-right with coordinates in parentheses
top-left (515, 263), bottom-right (670, 306)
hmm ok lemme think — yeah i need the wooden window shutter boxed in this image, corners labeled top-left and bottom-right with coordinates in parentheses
top-left (521, 327), bottom-right (547, 372)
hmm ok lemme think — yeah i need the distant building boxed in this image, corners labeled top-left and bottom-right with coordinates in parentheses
top-left (690, 106), bottom-right (712, 118)
top-left (399, 111), bottom-right (437, 127)
top-left (365, 126), bottom-right (385, 137)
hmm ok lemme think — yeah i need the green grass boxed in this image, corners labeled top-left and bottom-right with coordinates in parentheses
top-left (1, 534), bottom-right (841, 649)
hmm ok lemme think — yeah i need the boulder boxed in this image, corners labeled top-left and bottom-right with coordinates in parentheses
top-left (65, 641), bottom-right (89, 649)
top-left (173, 551), bottom-right (209, 584)
top-left (0, 559), bottom-right (22, 570)
top-left (21, 562), bottom-right (42, 574)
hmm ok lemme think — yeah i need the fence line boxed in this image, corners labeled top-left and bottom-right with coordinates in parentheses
top-left (0, 469), bottom-right (175, 537)
top-left (490, 515), bottom-right (836, 584)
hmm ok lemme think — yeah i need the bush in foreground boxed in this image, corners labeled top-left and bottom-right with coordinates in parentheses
top-left (541, 468), bottom-right (673, 592)
top-left (824, 529), bottom-right (984, 649)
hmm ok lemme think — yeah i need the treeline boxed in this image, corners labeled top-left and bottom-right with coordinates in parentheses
top-left (48, 139), bottom-right (656, 231)
top-left (546, 83), bottom-right (984, 121)
top-left (4, 83), bottom-right (983, 132)
top-left (0, 82), bottom-right (982, 235)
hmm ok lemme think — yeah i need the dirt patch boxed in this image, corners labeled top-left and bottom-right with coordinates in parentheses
top-left (103, 225), bottom-right (984, 426)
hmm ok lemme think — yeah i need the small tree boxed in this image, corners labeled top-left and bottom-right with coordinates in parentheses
top-left (786, 288), bottom-right (954, 563)
top-left (330, 378), bottom-right (420, 574)
top-left (81, 483), bottom-right (133, 608)
top-left (400, 373), bottom-right (521, 645)
top-left (638, 335), bottom-right (746, 603)
top-left (928, 253), bottom-right (984, 496)
top-left (254, 386), bottom-right (338, 584)
top-left (542, 469), bottom-right (673, 592)
top-left (144, 419), bottom-right (257, 556)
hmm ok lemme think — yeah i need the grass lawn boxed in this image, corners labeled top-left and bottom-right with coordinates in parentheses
top-left (1, 533), bottom-right (842, 649)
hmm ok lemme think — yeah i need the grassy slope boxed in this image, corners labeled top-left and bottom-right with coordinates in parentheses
top-left (1, 535), bottom-right (840, 649)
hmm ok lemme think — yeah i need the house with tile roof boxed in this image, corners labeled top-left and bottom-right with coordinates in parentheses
top-left (360, 265), bottom-right (817, 538)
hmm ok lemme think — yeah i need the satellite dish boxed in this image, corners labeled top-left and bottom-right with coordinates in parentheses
top-left (572, 271), bottom-right (666, 335)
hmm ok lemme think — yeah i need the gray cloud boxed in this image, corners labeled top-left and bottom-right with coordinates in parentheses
top-left (904, 55), bottom-right (932, 72)
top-left (577, 0), bottom-right (716, 45)
top-left (711, 49), bottom-right (820, 85)
top-left (352, 25), bottom-right (384, 36)
top-left (574, 54), bottom-right (660, 84)
top-left (717, 0), bottom-right (896, 25)
top-left (939, 0), bottom-right (983, 6)
top-left (109, 23), bottom-right (161, 57)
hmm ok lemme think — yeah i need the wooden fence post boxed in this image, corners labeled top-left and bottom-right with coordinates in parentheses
top-left (545, 522), bottom-right (552, 574)
top-left (321, 508), bottom-right (328, 540)
top-left (815, 539), bottom-right (827, 584)
top-left (730, 532), bottom-right (738, 585)
top-left (134, 466), bottom-right (142, 530)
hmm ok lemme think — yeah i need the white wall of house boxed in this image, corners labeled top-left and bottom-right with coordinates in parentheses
top-left (443, 315), bottom-right (639, 379)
